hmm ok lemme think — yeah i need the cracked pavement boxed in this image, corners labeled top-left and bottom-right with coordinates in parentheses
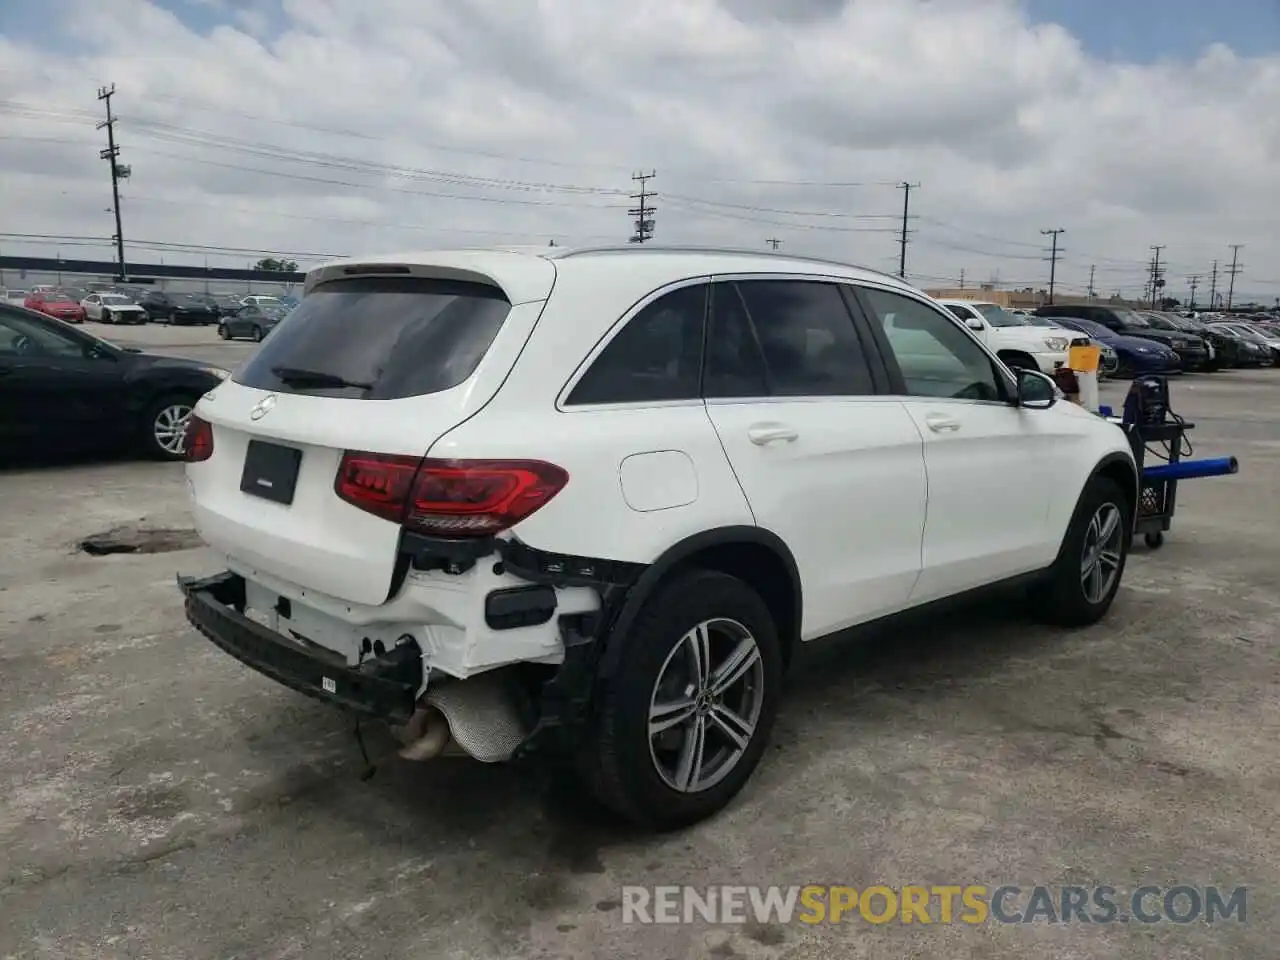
top-left (2, 329), bottom-right (1277, 959)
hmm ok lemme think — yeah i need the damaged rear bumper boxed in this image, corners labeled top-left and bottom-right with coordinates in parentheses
top-left (177, 571), bottom-right (422, 722)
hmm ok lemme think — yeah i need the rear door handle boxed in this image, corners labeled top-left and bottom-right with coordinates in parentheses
top-left (923, 413), bottom-right (961, 433)
top-left (747, 423), bottom-right (799, 445)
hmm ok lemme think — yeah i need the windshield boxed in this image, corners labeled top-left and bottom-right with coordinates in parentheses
top-left (1063, 318), bottom-right (1111, 339)
top-left (1113, 309), bottom-right (1149, 327)
top-left (101, 295), bottom-right (133, 305)
top-left (974, 303), bottom-right (1024, 327)
top-left (1022, 315), bottom-right (1057, 326)
top-left (46, 296), bottom-right (76, 305)
top-left (1229, 325), bottom-right (1271, 343)
top-left (1142, 314), bottom-right (1177, 330)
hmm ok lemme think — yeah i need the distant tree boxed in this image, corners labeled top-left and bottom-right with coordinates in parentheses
top-left (253, 257), bottom-right (299, 272)
top-left (1160, 297), bottom-right (1181, 310)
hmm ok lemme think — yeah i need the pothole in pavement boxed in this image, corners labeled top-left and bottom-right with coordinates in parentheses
top-left (79, 525), bottom-right (204, 556)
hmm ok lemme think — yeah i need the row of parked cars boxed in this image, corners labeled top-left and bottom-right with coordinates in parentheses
top-left (3, 286), bottom-right (295, 341)
top-left (938, 298), bottom-right (1280, 377)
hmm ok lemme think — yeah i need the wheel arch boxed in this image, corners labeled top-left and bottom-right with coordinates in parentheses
top-left (600, 525), bottom-right (802, 677)
top-left (1051, 451), bottom-right (1139, 565)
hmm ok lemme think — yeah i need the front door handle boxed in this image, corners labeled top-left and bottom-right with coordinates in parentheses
top-left (923, 413), bottom-right (961, 433)
top-left (747, 422), bottom-right (799, 445)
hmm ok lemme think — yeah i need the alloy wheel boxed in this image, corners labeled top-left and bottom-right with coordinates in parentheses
top-left (153, 402), bottom-right (193, 456)
top-left (648, 618), bottom-right (765, 794)
top-left (1080, 502), bottom-right (1124, 604)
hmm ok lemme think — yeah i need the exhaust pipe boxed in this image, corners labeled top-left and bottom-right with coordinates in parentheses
top-left (397, 706), bottom-right (451, 761)
top-left (393, 670), bottom-right (530, 763)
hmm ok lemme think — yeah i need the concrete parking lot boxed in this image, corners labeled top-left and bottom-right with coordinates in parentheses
top-left (2, 323), bottom-right (1278, 959)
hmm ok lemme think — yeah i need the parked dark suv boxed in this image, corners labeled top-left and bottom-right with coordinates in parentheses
top-left (1035, 304), bottom-right (1211, 371)
top-left (138, 291), bottom-right (218, 326)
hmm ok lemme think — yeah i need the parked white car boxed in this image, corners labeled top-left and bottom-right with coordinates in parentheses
top-left (240, 294), bottom-right (284, 308)
top-left (81, 292), bottom-right (148, 325)
top-left (178, 246), bottom-right (1138, 829)
top-left (936, 299), bottom-right (1090, 374)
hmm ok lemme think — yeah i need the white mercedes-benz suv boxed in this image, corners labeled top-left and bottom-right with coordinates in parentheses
top-left (178, 246), bottom-right (1137, 829)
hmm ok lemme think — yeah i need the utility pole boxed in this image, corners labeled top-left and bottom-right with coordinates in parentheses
top-left (1186, 275), bottom-right (1200, 311)
top-left (1041, 228), bottom-right (1065, 305)
top-left (1087, 264), bottom-right (1097, 301)
top-left (97, 84), bottom-right (129, 279)
top-left (1208, 259), bottom-right (1219, 309)
top-left (958, 268), bottom-right (965, 290)
top-left (896, 182), bottom-right (919, 278)
top-left (1225, 244), bottom-right (1244, 310)
top-left (765, 238), bottom-right (781, 250)
top-left (628, 171), bottom-right (656, 244)
top-left (1148, 245), bottom-right (1165, 309)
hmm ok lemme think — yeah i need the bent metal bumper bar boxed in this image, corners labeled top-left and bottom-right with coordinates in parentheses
top-left (176, 571), bottom-right (422, 722)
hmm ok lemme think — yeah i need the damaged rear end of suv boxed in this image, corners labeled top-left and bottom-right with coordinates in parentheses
top-left (179, 254), bottom-right (606, 763)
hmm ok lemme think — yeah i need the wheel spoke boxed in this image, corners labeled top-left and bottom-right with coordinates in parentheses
top-left (709, 638), bottom-right (760, 697)
top-left (1098, 505), bottom-right (1120, 542)
top-left (673, 715), bottom-right (707, 792)
top-left (1088, 561), bottom-right (1104, 602)
top-left (649, 697), bottom-right (697, 737)
top-left (709, 703), bottom-right (755, 751)
top-left (683, 622), bottom-right (713, 688)
top-left (1099, 548), bottom-right (1122, 571)
top-left (1080, 552), bottom-right (1096, 577)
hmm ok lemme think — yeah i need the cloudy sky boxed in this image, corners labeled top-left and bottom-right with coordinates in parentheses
top-left (1, 0), bottom-right (1277, 302)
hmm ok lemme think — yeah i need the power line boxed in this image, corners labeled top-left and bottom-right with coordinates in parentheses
top-left (96, 84), bottom-right (128, 278)
top-left (629, 171), bottom-right (656, 244)
top-left (896, 182), bottom-right (919, 279)
top-left (1225, 244), bottom-right (1244, 309)
top-left (1041, 228), bottom-right (1065, 305)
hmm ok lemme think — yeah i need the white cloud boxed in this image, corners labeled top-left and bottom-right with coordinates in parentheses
top-left (1, 0), bottom-right (1277, 301)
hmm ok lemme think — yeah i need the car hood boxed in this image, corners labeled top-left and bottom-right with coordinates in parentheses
top-left (1128, 328), bottom-right (1203, 347)
top-left (1110, 334), bottom-right (1178, 354)
top-left (122, 351), bottom-right (229, 376)
top-left (102, 302), bottom-right (146, 311)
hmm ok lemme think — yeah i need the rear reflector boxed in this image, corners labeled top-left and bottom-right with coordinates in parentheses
top-left (183, 415), bottom-right (214, 462)
top-left (334, 454), bottom-right (568, 537)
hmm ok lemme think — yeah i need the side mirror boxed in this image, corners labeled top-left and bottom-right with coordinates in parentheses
top-left (1015, 368), bottom-right (1058, 409)
top-left (965, 317), bottom-right (985, 331)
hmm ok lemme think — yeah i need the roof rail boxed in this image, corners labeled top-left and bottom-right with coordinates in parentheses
top-left (547, 243), bottom-right (910, 284)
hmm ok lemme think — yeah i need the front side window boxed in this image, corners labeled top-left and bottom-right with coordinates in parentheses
top-left (860, 287), bottom-right (1005, 401)
top-left (0, 308), bottom-right (89, 358)
top-left (733, 280), bottom-right (873, 396)
top-left (566, 283), bottom-right (707, 405)
top-left (945, 303), bottom-right (982, 322)
top-left (975, 303), bottom-right (1024, 327)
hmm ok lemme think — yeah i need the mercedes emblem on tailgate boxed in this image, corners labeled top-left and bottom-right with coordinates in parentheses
top-left (249, 394), bottom-right (278, 420)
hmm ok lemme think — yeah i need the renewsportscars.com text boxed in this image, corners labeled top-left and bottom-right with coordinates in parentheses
top-left (621, 884), bottom-right (1247, 925)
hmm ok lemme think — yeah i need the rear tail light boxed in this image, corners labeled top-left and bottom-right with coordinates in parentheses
top-left (335, 453), bottom-right (568, 537)
top-left (183, 415), bottom-right (214, 462)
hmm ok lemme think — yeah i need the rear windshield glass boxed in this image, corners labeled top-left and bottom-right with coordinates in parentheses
top-left (234, 276), bottom-right (512, 399)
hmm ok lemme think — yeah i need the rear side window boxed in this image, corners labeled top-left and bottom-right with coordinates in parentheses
top-left (565, 283), bottom-right (707, 405)
top-left (235, 277), bottom-right (511, 400)
top-left (704, 283), bottom-right (769, 398)
top-left (735, 280), bottom-right (874, 396)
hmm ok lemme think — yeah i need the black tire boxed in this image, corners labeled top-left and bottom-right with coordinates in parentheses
top-left (1034, 476), bottom-right (1132, 627)
top-left (101, 310), bottom-right (113, 325)
top-left (999, 351), bottom-right (1036, 371)
top-left (575, 569), bottom-right (782, 830)
top-left (1144, 532), bottom-right (1164, 549)
top-left (218, 323), bottom-right (231, 340)
top-left (140, 393), bottom-right (198, 461)
top-left (252, 325), bottom-right (264, 342)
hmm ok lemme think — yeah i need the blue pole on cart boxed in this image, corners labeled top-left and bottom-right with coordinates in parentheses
top-left (1141, 457), bottom-right (1239, 482)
